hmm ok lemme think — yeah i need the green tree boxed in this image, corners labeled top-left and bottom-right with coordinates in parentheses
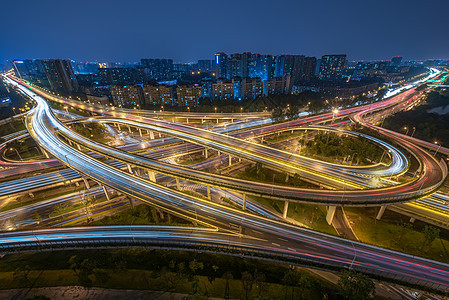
top-left (222, 271), bottom-right (233, 299)
top-left (338, 270), bottom-right (375, 300)
top-left (13, 264), bottom-right (31, 284)
top-left (241, 271), bottom-right (254, 300)
top-left (254, 270), bottom-right (266, 297)
top-left (422, 225), bottom-right (440, 249)
top-left (282, 270), bottom-right (300, 299)
top-left (69, 255), bottom-right (96, 284)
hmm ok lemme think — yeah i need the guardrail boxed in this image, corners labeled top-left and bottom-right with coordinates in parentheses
top-left (0, 228), bottom-right (447, 294)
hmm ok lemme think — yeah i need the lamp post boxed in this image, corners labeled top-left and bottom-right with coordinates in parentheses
top-left (331, 108), bottom-right (339, 124)
top-left (9, 148), bottom-right (22, 160)
top-left (434, 141), bottom-right (442, 156)
top-left (403, 126), bottom-right (409, 136)
top-left (64, 106), bottom-right (71, 119)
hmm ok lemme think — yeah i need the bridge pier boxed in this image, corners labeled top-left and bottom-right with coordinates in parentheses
top-left (127, 164), bottom-right (132, 173)
top-left (82, 177), bottom-right (90, 189)
top-left (176, 178), bottom-right (180, 190)
top-left (138, 128), bottom-right (142, 137)
top-left (283, 201), bottom-right (289, 219)
top-left (117, 123), bottom-right (121, 131)
top-left (204, 148), bottom-right (208, 159)
top-left (186, 118), bottom-right (189, 124)
top-left (41, 148), bottom-right (50, 158)
top-left (376, 206), bottom-right (386, 220)
top-left (326, 206), bottom-right (337, 225)
top-left (229, 155), bottom-right (232, 166)
top-left (149, 131), bottom-right (154, 140)
top-left (242, 194), bottom-right (246, 210)
top-left (147, 169), bottom-right (156, 182)
top-left (128, 126), bottom-right (132, 133)
top-left (102, 185), bottom-right (110, 201)
top-left (207, 186), bottom-right (211, 200)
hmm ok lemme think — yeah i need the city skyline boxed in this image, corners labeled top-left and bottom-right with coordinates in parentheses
top-left (1, 0), bottom-right (449, 64)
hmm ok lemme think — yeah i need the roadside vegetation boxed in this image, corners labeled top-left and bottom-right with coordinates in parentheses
top-left (90, 204), bottom-right (193, 227)
top-left (383, 90), bottom-right (449, 147)
top-left (0, 249), bottom-right (348, 299)
top-left (345, 207), bottom-right (449, 264)
top-left (303, 132), bottom-right (385, 165)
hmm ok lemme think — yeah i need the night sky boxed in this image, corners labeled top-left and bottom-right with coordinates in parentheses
top-left (1, 0), bottom-right (448, 63)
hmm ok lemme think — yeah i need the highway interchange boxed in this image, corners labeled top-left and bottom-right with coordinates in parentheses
top-left (2, 68), bottom-right (449, 294)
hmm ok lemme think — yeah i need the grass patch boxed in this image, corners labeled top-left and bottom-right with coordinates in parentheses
top-left (0, 249), bottom-right (338, 299)
top-left (287, 202), bottom-right (338, 235)
top-left (90, 204), bottom-right (193, 227)
top-left (345, 207), bottom-right (449, 263)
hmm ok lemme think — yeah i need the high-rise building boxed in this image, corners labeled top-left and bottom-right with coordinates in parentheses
top-left (142, 84), bottom-right (173, 106)
top-left (11, 59), bottom-right (45, 79)
top-left (11, 60), bottom-right (29, 78)
top-left (274, 55), bottom-right (304, 82)
top-left (264, 77), bottom-right (287, 95)
top-left (391, 56), bottom-right (403, 66)
top-left (176, 84), bottom-right (201, 107)
top-left (140, 58), bottom-right (174, 80)
top-left (215, 52), bottom-right (228, 79)
top-left (197, 60), bottom-right (214, 71)
top-left (260, 55), bottom-right (275, 81)
top-left (227, 53), bottom-right (243, 79)
top-left (99, 68), bottom-right (145, 85)
top-left (212, 79), bottom-right (234, 100)
top-left (110, 85), bottom-right (144, 107)
top-left (318, 55), bottom-right (346, 80)
top-left (201, 80), bottom-right (214, 99)
top-left (241, 78), bottom-right (264, 99)
top-left (41, 59), bottom-right (79, 93)
top-left (301, 57), bottom-right (317, 81)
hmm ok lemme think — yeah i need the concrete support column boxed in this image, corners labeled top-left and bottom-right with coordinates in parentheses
top-left (326, 206), bottom-right (337, 225)
top-left (229, 155), bottom-right (232, 166)
top-left (158, 132), bottom-right (161, 138)
top-left (76, 144), bottom-right (81, 151)
top-left (204, 148), bottom-right (208, 159)
top-left (242, 194), bottom-right (246, 210)
top-left (186, 118), bottom-right (189, 124)
top-left (102, 185), bottom-right (110, 201)
top-left (376, 206), bottom-right (387, 220)
top-left (127, 164), bottom-right (132, 173)
top-left (283, 201), bottom-right (289, 219)
top-left (149, 131), bottom-right (154, 140)
top-left (216, 118), bottom-right (219, 124)
top-left (147, 170), bottom-right (156, 182)
top-left (207, 186), bottom-right (211, 200)
top-left (117, 124), bottom-right (121, 131)
top-left (41, 148), bottom-right (50, 159)
top-left (176, 178), bottom-right (180, 190)
top-left (138, 128), bottom-right (142, 137)
top-left (82, 177), bottom-right (90, 189)
top-left (128, 126), bottom-right (132, 133)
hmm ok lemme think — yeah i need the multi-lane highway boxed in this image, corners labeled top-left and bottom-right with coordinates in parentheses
top-left (2, 68), bottom-right (449, 293)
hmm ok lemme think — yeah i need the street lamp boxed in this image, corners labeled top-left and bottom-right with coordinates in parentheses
top-left (9, 147), bottom-right (22, 160)
top-left (403, 126), bottom-right (409, 136)
top-left (434, 141), bottom-right (442, 156)
top-left (64, 106), bottom-right (71, 119)
top-left (332, 108), bottom-right (339, 124)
